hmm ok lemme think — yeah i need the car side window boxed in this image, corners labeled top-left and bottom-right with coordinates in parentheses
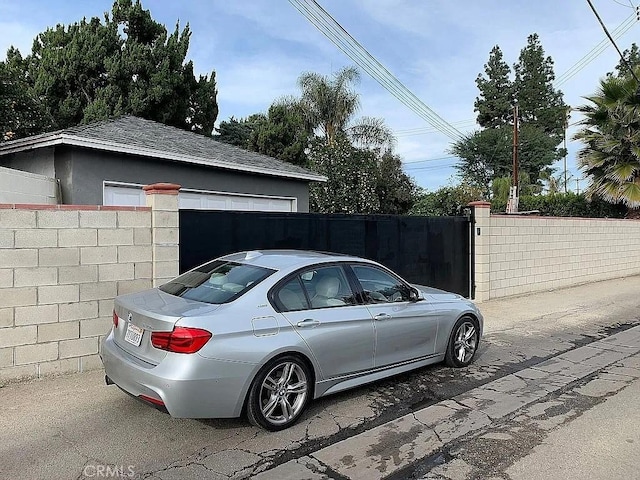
top-left (302, 265), bottom-right (357, 309)
top-left (275, 277), bottom-right (309, 312)
top-left (275, 266), bottom-right (357, 312)
top-left (352, 265), bottom-right (411, 304)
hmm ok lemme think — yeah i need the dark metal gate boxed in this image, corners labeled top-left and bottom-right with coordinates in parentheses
top-left (179, 211), bottom-right (473, 297)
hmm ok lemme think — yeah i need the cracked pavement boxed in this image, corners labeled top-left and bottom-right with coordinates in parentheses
top-left (1, 275), bottom-right (640, 480)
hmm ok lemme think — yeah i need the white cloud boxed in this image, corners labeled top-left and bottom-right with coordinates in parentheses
top-left (1, 0), bottom-right (635, 191)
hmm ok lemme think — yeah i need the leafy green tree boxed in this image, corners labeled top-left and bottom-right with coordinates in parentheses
top-left (2, 0), bottom-right (218, 138)
top-left (453, 34), bottom-right (566, 191)
top-left (375, 152), bottom-right (417, 214)
top-left (451, 127), bottom-right (512, 196)
top-left (540, 170), bottom-right (572, 194)
top-left (410, 183), bottom-right (483, 217)
top-left (0, 49), bottom-right (51, 141)
top-left (609, 43), bottom-right (640, 78)
top-left (216, 102), bottom-right (311, 166)
top-left (475, 46), bottom-right (513, 128)
top-left (491, 173), bottom-right (540, 207)
top-left (216, 115), bottom-right (264, 147)
top-left (297, 66), bottom-right (394, 150)
top-left (248, 101), bottom-right (311, 166)
top-left (452, 125), bottom-right (559, 197)
top-left (573, 71), bottom-right (640, 211)
top-left (308, 135), bottom-right (380, 214)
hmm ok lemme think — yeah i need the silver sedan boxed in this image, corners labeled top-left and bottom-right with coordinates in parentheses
top-left (100, 250), bottom-right (483, 431)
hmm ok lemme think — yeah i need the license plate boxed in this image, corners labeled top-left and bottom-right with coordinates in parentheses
top-left (124, 323), bottom-right (144, 347)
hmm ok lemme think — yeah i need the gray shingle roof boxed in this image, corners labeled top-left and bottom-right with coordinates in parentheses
top-left (0, 116), bottom-right (325, 182)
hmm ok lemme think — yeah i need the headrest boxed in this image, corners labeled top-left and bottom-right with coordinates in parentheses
top-left (315, 276), bottom-right (340, 297)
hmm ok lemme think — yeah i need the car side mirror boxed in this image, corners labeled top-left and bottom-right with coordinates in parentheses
top-left (409, 288), bottom-right (421, 302)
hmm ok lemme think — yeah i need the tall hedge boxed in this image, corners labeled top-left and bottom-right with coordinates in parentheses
top-left (491, 193), bottom-right (626, 218)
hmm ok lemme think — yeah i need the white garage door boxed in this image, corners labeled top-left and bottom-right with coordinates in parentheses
top-left (103, 184), bottom-right (297, 212)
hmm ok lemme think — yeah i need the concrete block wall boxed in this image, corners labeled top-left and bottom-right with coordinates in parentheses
top-left (0, 184), bottom-right (180, 383)
top-left (470, 202), bottom-right (640, 301)
top-left (0, 204), bottom-right (152, 382)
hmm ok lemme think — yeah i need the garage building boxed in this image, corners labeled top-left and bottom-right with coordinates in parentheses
top-left (0, 116), bottom-right (325, 212)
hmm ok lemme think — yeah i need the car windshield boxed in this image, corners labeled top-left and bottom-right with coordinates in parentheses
top-left (159, 261), bottom-right (275, 304)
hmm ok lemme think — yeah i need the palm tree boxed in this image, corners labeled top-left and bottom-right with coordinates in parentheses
top-left (297, 66), bottom-right (395, 150)
top-left (573, 72), bottom-right (640, 212)
top-left (540, 170), bottom-right (573, 194)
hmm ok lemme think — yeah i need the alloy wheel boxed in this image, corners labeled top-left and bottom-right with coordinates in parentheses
top-left (259, 361), bottom-right (308, 426)
top-left (453, 321), bottom-right (477, 363)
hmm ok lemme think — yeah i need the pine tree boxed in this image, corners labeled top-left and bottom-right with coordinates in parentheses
top-left (248, 102), bottom-right (310, 167)
top-left (513, 34), bottom-right (566, 139)
top-left (474, 46), bottom-right (513, 128)
top-left (610, 43), bottom-right (640, 78)
top-left (0, 48), bottom-right (51, 141)
top-left (1, 0), bottom-right (218, 139)
top-left (453, 34), bottom-right (567, 191)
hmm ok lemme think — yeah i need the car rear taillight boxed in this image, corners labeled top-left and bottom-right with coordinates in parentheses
top-left (151, 327), bottom-right (212, 354)
top-left (113, 310), bottom-right (118, 328)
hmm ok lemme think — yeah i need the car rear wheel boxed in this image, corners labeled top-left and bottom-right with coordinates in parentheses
top-left (246, 355), bottom-right (311, 431)
top-left (445, 316), bottom-right (480, 367)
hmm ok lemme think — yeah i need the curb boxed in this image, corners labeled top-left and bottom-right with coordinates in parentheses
top-left (254, 325), bottom-right (640, 480)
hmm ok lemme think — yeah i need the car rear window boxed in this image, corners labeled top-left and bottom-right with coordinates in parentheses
top-left (159, 261), bottom-right (275, 304)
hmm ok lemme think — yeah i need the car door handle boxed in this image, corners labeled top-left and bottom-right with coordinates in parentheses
top-left (374, 313), bottom-right (392, 321)
top-left (296, 319), bottom-right (321, 328)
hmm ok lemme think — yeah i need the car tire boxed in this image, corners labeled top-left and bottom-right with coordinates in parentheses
top-left (246, 355), bottom-right (312, 431)
top-left (445, 316), bottom-right (480, 368)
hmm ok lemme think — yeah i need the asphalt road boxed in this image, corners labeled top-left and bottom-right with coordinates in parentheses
top-left (1, 275), bottom-right (639, 480)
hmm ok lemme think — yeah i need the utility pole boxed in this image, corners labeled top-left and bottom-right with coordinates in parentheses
top-left (564, 107), bottom-right (569, 194)
top-left (576, 178), bottom-right (580, 195)
top-left (507, 103), bottom-right (519, 213)
top-left (587, 0), bottom-right (640, 97)
top-left (513, 104), bottom-right (519, 189)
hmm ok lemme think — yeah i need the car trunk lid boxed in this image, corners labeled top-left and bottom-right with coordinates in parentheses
top-left (113, 289), bottom-right (220, 365)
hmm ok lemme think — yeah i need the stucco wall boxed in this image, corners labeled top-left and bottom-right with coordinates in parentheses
top-left (62, 147), bottom-right (312, 211)
top-left (0, 147), bottom-right (56, 178)
top-left (472, 202), bottom-right (640, 301)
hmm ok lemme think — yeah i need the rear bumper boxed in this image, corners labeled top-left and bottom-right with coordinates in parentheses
top-left (100, 332), bottom-right (256, 418)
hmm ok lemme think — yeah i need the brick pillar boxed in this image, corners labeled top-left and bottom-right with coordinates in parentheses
top-left (144, 183), bottom-right (180, 287)
top-left (468, 201), bottom-right (491, 302)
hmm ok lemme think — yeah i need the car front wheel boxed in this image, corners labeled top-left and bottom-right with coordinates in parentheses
top-left (445, 316), bottom-right (480, 367)
top-left (246, 355), bottom-right (311, 431)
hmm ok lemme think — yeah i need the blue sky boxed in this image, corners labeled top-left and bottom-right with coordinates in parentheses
top-left (0, 0), bottom-right (637, 191)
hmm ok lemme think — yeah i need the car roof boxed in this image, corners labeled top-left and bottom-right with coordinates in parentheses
top-left (220, 250), bottom-right (374, 271)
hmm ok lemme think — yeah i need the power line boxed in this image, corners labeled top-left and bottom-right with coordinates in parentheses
top-left (396, 120), bottom-right (476, 134)
top-left (288, 0), bottom-right (465, 141)
top-left (611, 0), bottom-right (634, 8)
top-left (394, 13), bottom-right (637, 135)
top-left (403, 155), bottom-right (460, 168)
top-left (555, 14), bottom-right (635, 85)
top-left (292, 0), bottom-right (464, 140)
top-left (396, 119), bottom-right (477, 137)
top-left (290, 0), bottom-right (457, 140)
top-left (555, 12), bottom-right (636, 86)
top-left (586, 0), bottom-right (640, 84)
top-left (403, 163), bottom-right (461, 172)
